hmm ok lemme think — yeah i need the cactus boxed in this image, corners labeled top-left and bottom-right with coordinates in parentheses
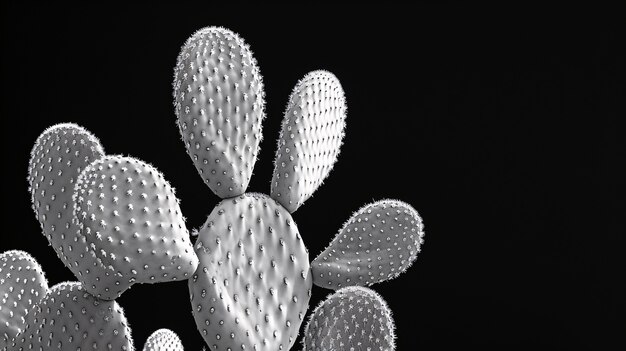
top-left (143, 328), bottom-right (183, 351)
top-left (271, 70), bottom-right (347, 213)
top-left (173, 26), bottom-right (265, 199)
top-left (3, 25), bottom-right (425, 351)
top-left (27, 123), bottom-right (127, 298)
top-left (28, 124), bottom-right (199, 300)
top-left (311, 199), bottom-right (424, 290)
top-left (73, 155), bottom-right (199, 292)
top-left (0, 250), bottom-right (48, 347)
top-left (9, 281), bottom-right (134, 350)
top-left (302, 286), bottom-right (396, 351)
top-left (189, 193), bottom-right (312, 351)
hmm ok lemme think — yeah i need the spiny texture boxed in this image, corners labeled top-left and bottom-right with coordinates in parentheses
top-left (303, 286), bottom-right (395, 351)
top-left (28, 123), bottom-right (105, 245)
top-left (312, 200), bottom-right (424, 290)
top-left (9, 282), bottom-right (134, 350)
top-left (27, 124), bottom-right (127, 299)
top-left (189, 193), bottom-right (312, 351)
top-left (0, 251), bottom-right (48, 347)
top-left (74, 155), bottom-right (198, 298)
top-left (143, 328), bottom-right (183, 351)
top-left (271, 70), bottom-right (346, 213)
top-left (173, 26), bottom-right (265, 199)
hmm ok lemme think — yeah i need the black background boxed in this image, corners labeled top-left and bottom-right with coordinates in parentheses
top-left (2, 3), bottom-right (624, 350)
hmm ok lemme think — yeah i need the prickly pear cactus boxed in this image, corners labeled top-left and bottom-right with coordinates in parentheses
top-left (303, 286), bottom-right (396, 351)
top-left (271, 70), bottom-right (347, 213)
top-left (189, 193), bottom-right (312, 350)
top-left (74, 155), bottom-right (198, 289)
top-left (6, 24), bottom-right (424, 351)
top-left (143, 328), bottom-right (183, 351)
top-left (312, 199), bottom-right (424, 290)
top-left (173, 26), bottom-right (265, 199)
top-left (9, 281), bottom-right (134, 350)
top-left (0, 250), bottom-right (48, 348)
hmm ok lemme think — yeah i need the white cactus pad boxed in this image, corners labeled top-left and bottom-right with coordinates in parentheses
top-left (73, 155), bottom-right (198, 295)
top-left (28, 123), bottom-right (105, 245)
top-left (189, 193), bottom-right (312, 351)
top-left (173, 26), bottom-right (265, 199)
top-left (0, 251), bottom-right (48, 347)
top-left (9, 282), bottom-right (133, 350)
top-left (143, 328), bottom-right (183, 351)
top-left (271, 70), bottom-right (347, 213)
top-left (303, 286), bottom-right (396, 351)
top-left (27, 123), bottom-right (128, 299)
top-left (312, 199), bottom-right (424, 290)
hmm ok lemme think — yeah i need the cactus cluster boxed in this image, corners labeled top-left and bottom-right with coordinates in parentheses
top-left (5, 25), bottom-right (424, 350)
top-left (27, 124), bottom-right (197, 301)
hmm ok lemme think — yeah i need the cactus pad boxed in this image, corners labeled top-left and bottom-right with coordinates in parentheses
top-left (9, 281), bottom-right (134, 350)
top-left (189, 193), bottom-right (312, 350)
top-left (143, 328), bottom-right (183, 351)
top-left (0, 250), bottom-right (48, 347)
top-left (173, 26), bottom-right (265, 199)
top-left (73, 155), bottom-right (199, 295)
top-left (312, 199), bottom-right (424, 290)
top-left (303, 286), bottom-right (395, 351)
top-left (271, 70), bottom-right (346, 212)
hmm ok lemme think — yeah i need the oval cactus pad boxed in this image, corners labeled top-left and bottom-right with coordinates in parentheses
top-left (190, 193), bottom-right (312, 351)
top-left (74, 155), bottom-right (198, 294)
top-left (27, 124), bottom-right (129, 299)
top-left (10, 282), bottom-right (133, 350)
top-left (0, 250), bottom-right (48, 347)
top-left (303, 286), bottom-right (396, 351)
top-left (173, 26), bottom-right (265, 199)
top-left (28, 123), bottom-right (105, 244)
top-left (312, 199), bottom-right (424, 290)
top-left (143, 328), bottom-right (184, 351)
top-left (271, 70), bottom-right (347, 213)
